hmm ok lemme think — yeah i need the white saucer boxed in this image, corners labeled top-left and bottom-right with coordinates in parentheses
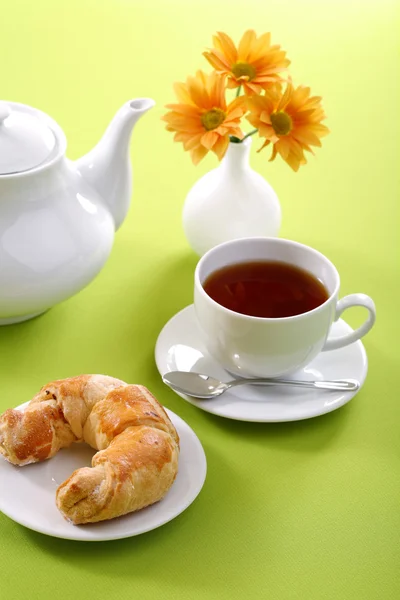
top-left (155, 305), bottom-right (368, 423)
top-left (0, 404), bottom-right (206, 541)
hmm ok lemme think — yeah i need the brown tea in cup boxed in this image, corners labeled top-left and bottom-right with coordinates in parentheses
top-left (203, 260), bottom-right (329, 318)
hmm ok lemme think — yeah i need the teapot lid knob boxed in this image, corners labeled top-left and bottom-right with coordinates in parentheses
top-left (0, 103), bottom-right (11, 123)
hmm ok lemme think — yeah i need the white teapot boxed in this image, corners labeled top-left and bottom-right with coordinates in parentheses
top-left (0, 99), bottom-right (154, 324)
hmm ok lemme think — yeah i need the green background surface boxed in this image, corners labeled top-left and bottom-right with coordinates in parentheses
top-left (0, 1), bottom-right (399, 599)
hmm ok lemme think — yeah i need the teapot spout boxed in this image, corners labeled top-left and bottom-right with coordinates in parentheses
top-left (76, 98), bottom-right (155, 229)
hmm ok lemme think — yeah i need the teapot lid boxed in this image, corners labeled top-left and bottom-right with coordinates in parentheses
top-left (0, 102), bottom-right (57, 175)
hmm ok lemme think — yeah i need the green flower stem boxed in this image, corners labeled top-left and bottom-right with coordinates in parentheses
top-left (229, 129), bottom-right (258, 144)
top-left (241, 129), bottom-right (258, 142)
top-left (236, 85), bottom-right (242, 97)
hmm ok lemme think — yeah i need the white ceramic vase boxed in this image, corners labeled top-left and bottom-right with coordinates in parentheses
top-left (182, 137), bottom-right (281, 256)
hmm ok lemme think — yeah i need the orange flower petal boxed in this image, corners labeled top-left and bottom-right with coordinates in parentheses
top-left (212, 72), bottom-right (227, 109)
top-left (193, 71), bottom-right (209, 90)
top-left (292, 127), bottom-right (322, 148)
top-left (275, 138), bottom-right (291, 159)
top-left (226, 78), bottom-right (240, 89)
top-left (173, 131), bottom-right (191, 142)
top-left (285, 149), bottom-right (307, 172)
top-left (291, 108), bottom-right (318, 121)
top-left (307, 123), bottom-right (330, 137)
top-left (227, 97), bottom-right (246, 113)
top-left (258, 123), bottom-right (278, 141)
top-left (163, 113), bottom-right (201, 133)
top-left (183, 133), bottom-right (203, 151)
top-left (257, 138), bottom-right (271, 153)
top-left (244, 82), bottom-right (263, 95)
top-left (260, 110), bottom-right (272, 124)
top-left (256, 68), bottom-right (288, 78)
top-left (288, 137), bottom-right (305, 160)
top-left (165, 104), bottom-right (201, 117)
top-left (238, 29), bottom-right (257, 61)
top-left (226, 107), bottom-right (245, 121)
top-left (191, 145), bottom-right (209, 165)
top-left (247, 95), bottom-right (268, 110)
top-left (231, 126), bottom-right (244, 138)
top-left (268, 145), bottom-right (278, 162)
top-left (277, 82), bottom-right (293, 110)
top-left (212, 135), bottom-right (230, 160)
top-left (251, 53), bottom-right (289, 71)
top-left (203, 50), bottom-right (231, 72)
top-left (187, 74), bottom-right (210, 109)
top-left (201, 131), bottom-right (219, 150)
top-left (248, 32), bottom-right (271, 62)
top-left (288, 86), bottom-right (311, 110)
top-left (246, 114), bottom-right (260, 130)
top-left (173, 82), bottom-right (193, 105)
top-left (214, 31), bottom-right (237, 63)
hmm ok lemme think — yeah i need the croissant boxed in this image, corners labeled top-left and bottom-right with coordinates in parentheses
top-left (0, 375), bottom-right (179, 524)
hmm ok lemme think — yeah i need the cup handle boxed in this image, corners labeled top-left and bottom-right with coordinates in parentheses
top-left (322, 294), bottom-right (376, 352)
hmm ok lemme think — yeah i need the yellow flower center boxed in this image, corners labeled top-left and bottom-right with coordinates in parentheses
top-left (201, 108), bottom-right (226, 131)
top-left (270, 111), bottom-right (293, 136)
top-left (231, 61), bottom-right (257, 81)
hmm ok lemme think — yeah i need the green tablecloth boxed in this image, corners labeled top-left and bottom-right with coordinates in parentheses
top-left (1, 1), bottom-right (399, 598)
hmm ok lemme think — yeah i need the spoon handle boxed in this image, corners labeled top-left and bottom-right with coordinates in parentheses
top-left (226, 377), bottom-right (359, 392)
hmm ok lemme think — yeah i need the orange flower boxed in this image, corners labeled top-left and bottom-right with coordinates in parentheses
top-left (247, 83), bottom-right (330, 171)
top-left (162, 71), bottom-right (246, 164)
top-left (203, 30), bottom-right (289, 96)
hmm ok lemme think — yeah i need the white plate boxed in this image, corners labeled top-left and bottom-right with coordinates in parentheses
top-left (0, 405), bottom-right (206, 541)
top-left (155, 305), bottom-right (368, 423)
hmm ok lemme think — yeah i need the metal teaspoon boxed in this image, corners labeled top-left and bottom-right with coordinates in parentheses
top-left (162, 371), bottom-right (360, 399)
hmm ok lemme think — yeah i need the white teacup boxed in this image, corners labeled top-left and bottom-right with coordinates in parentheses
top-left (194, 238), bottom-right (376, 378)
